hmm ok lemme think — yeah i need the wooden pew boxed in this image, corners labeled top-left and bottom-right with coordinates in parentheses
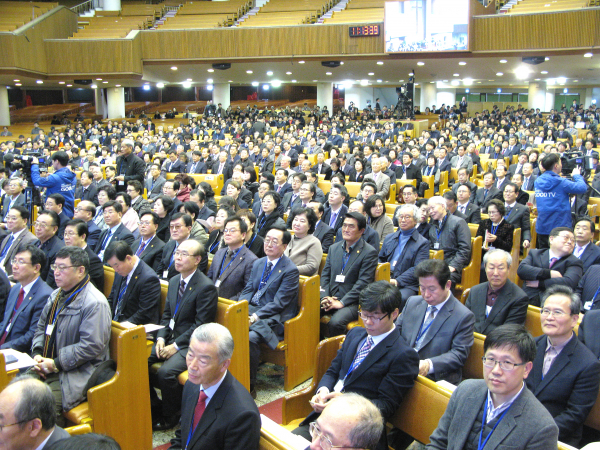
top-left (64, 322), bottom-right (152, 450)
top-left (524, 305), bottom-right (543, 337)
top-left (455, 236), bottom-right (482, 299)
top-left (0, 352), bottom-right (19, 392)
top-left (66, 423), bottom-right (93, 436)
top-left (103, 266), bottom-right (115, 298)
top-left (462, 332), bottom-right (485, 380)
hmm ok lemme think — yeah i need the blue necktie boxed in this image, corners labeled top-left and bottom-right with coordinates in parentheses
top-left (0, 234), bottom-right (14, 259)
top-left (101, 231), bottom-right (113, 250)
top-left (114, 279), bottom-right (129, 320)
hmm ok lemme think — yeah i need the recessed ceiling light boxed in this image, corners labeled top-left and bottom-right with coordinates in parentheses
top-left (459, 61), bottom-right (466, 65)
top-left (408, 72), bottom-right (414, 76)
top-left (340, 62), bottom-right (344, 65)
top-left (171, 66), bottom-right (177, 71)
top-left (534, 78), bottom-right (540, 81)
top-left (90, 84), bottom-right (97, 89)
top-left (207, 85), bottom-right (213, 91)
top-left (251, 81), bottom-right (259, 86)
top-left (207, 78), bottom-right (213, 83)
top-left (156, 83), bottom-right (164, 88)
top-left (477, 81), bottom-right (482, 84)
top-left (417, 62), bottom-right (425, 66)
top-left (182, 81), bottom-right (191, 88)
top-left (499, 59), bottom-right (507, 63)
top-left (58, 81), bottom-right (65, 85)
top-left (67, 84), bottom-right (72, 87)
top-left (545, 57), bottom-right (550, 61)
top-left (463, 78), bottom-right (473, 85)
top-left (326, 72), bottom-right (332, 75)
top-left (143, 84), bottom-right (150, 91)
top-left (187, 78), bottom-right (192, 82)
top-left (299, 60), bottom-right (305, 64)
top-left (443, 79), bottom-right (448, 82)
top-left (286, 71), bottom-right (292, 75)
top-left (399, 79), bottom-right (404, 82)
top-left (574, 79), bottom-right (579, 82)
top-left (541, 70), bottom-right (548, 74)
top-left (377, 61), bottom-right (383, 65)
top-left (207, 68), bottom-right (214, 72)
top-left (15, 83), bottom-right (21, 86)
top-left (267, 71), bottom-right (273, 76)
top-left (228, 80), bottom-right (233, 82)
top-left (368, 72), bottom-right (374, 76)
top-left (377, 79), bottom-right (382, 83)
top-left (292, 79), bottom-right (297, 82)
top-left (271, 80), bottom-right (281, 87)
top-left (451, 80), bottom-right (459, 86)
top-left (415, 83), bottom-right (419, 86)
top-left (360, 80), bottom-right (369, 86)
top-left (246, 70), bottom-right (253, 74)
top-left (36, 80), bottom-right (43, 84)
top-left (430, 81), bottom-right (435, 84)
top-left (13, 79), bottom-right (19, 82)
top-left (584, 53), bottom-right (593, 58)
top-left (102, 81), bottom-right (108, 84)
top-left (96, 78), bottom-right (102, 81)
top-left (496, 72), bottom-right (503, 76)
top-left (453, 73), bottom-right (460, 77)
top-left (313, 80), bottom-right (318, 82)
top-left (116, 84), bottom-right (121, 87)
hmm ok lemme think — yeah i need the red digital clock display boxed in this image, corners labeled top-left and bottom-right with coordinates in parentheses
top-left (349, 25), bottom-right (380, 37)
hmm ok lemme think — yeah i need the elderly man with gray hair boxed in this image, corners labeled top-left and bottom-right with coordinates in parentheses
top-left (465, 249), bottom-right (529, 335)
top-left (169, 323), bottom-right (260, 450)
top-left (308, 393), bottom-right (383, 450)
top-left (114, 138), bottom-right (145, 193)
top-left (379, 204), bottom-right (430, 306)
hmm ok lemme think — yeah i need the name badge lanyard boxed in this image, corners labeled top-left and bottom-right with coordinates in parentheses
top-left (218, 246), bottom-right (243, 279)
top-left (257, 215), bottom-right (268, 231)
top-left (259, 258), bottom-right (280, 289)
top-left (339, 251), bottom-right (351, 276)
top-left (52, 284), bottom-right (88, 325)
top-left (586, 286), bottom-right (600, 310)
top-left (504, 208), bottom-right (514, 220)
top-left (478, 400), bottom-right (514, 450)
top-left (247, 233), bottom-right (258, 249)
top-left (415, 311), bottom-right (435, 344)
top-left (490, 223), bottom-right (499, 236)
top-left (436, 215), bottom-right (448, 242)
top-left (209, 233), bottom-right (222, 253)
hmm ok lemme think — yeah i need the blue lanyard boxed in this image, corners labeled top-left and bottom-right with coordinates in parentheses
top-left (478, 398), bottom-right (514, 450)
top-left (52, 283), bottom-right (88, 324)
top-left (209, 233), bottom-right (222, 253)
top-left (344, 337), bottom-right (369, 380)
top-left (169, 244), bottom-right (179, 268)
top-left (436, 216), bottom-right (447, 241)
top-left (490, 223), bottom-right (499, 236)
top-left (415, 313), bottom-right (435, 344)
top-left (185, 389), bottom-right (204, 449)
top-left (247, 233), bottom-right (258, 248)
top-left (340, 249), bottom-right (352, 274)
top-left (257, 215), bottom-right (268, 230)
top-left (259, 258), bottom-right (279, 288)
top-left (589, 286), bottom-right (600, 309)
top-left (218, 246), bottom-right (243, 278)
top-left (504, 207), bottom-right (514, 219)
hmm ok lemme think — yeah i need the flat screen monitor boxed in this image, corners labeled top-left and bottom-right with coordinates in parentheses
top-left (384, 0), bottom-right (469, 53)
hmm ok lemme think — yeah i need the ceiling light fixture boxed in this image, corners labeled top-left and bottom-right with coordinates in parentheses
top-left (459, 61), bottom-right (466, 65)
top-left (267, 71), bottom-right (273, 76)
top-left (377, 61), bottom-right (383, 65)
top-left (171, 66), bottom-right (177, 71)
top-left (417, 62), bottom-right (425, 66)
top-left (207, 69), bottom-right (214, 72)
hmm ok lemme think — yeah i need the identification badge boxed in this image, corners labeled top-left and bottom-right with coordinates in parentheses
top-left (333, 379), bottom-right (344, 393)
top-left (215, 280), bottom-right (221, 288)
top-left (169, 319), bottom-right (175, 330)
top-left (46, 324), bottom-right (54, 335)
top-left (434, 243), bottom-right (440, 250)
top-left (585, 301), bottom-right (593, 311)
top-left (118, 180), bottom-right (125, 186)
top-left (5, 322), bottom-right (11, 333)
top-left (163, 270), bottom-right (169, 279)
top-left (335, 275), bottom-right (346, 283)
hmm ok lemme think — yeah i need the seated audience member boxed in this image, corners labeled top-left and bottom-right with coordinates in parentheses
top-left (237, 209), bottom-right (265, 259)
top-left (0, 178), bottom-right (25, 225)
top-left (0, 376), bottom-right (71, 449)
top-left (284, 207), bottom-right (323, 276)
top-left (178, 201), bottom-right (208, 245)
top-left (255, 191), bottom-right (285, 238)
top-left (146, 163), bottom-right (166, 201)
top-left (0, 206), bottom-right (39, 278)
top-left (115, 192), bottom-right (139, 235)
top-left (44, 194), bottom-right (69, 240)
top-left (321, 212), bottom-right (378, 336)
top-left (572, 217), bottom-right (600, 272)
top-left (170, 323), bottom-right (261, 450)
top-left (465, 249), bottom-right (529, 335)
top-left (149, 239), bottom-right (218, 431)
top-left (33, 210), bottom-right (64, 284)
top-left (392, 185), bottom-right (418, 227)
top-left (503, 182), bottom-right (531, 251)
top-left (73, 201), bottom-right (101, 248)
top-left (47, 433), bottom-right (119, 450)
top-left (444, 191), bottom-right (467, 221)
top-left (578, 309), bottom-right (600, 358)
top-left (105, 241), bottom-right (161, 325)
top-left (293, 281), bottom-right (418, 450)
top-left (335, 201), bottom-right (380, 250)
top-left (526, 285), bottom-right (600, 446)
top-left (75, 170), bottom-right (98, 206)
top-left (281, 173), bottom-right (303, 215)
top-left (126, 180), bottom-right (150, 215)
top-left (309, 202), bottom-right (334, 254)
top-left (397, 259), bottom-right (475, 384)
top-left (363, 157), bottom-right (390, 199)
top-left (427, 196), bottom-right (472, 285)
top-left (365, 194), bottom-right (394, 244)
top-left (474, 171), bottom-right (504, 213)
top-left (60, 219), bottom-right (104, 292)
top-left (517, 227), bottom-right (583, 306)
top-left (94, 185), bottom-right (116, 231)
top-left (157, 213), bottom-right (202, 280)
top-left (476, 200), bottom-right (514, 277)
top-left (415, 198), bottom-right (432, 238)
top-left (455, 183), bottom-right (481, 225)
top-left (0, 245), bottom-right (53, 352)
top-left (510, 173), bottom-right (531, 206)
top-left (427, 324), bottom-right (559, 450)
top-left (152, 195), bottom-right (175, 242)
top-left (239, 225), bottom-right (299, 396)
top-left (131, 211), bottom-right (165, 272)
top-left (322, 184), bottom-right (349, 234)
top-left (31, 246), bottom-right (111, 424)
top-left (206, 207), bottom-right (235, 256)
top-left (207, 216), bottom-right (257, 301)
top-left (93, 200), bottom-right (135, 262)
top-left (379, 204), bottom-right (429, 303)
top-left (451, 167), bottom-right (478, 202)
top-left (190, 189), bottom-right (216, 228)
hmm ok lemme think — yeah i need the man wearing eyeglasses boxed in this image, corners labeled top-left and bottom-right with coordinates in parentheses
top-left (0, 206), bottom-right (38, 278)
top-left (61, 219), bottom-right (104, 292)
top-left (293, 281), bottom-right (418, 450)
top-left (517, 227), bottom-right (583, 307)
top-left (72, 201), bottom-right (101, 249)
top-left (0, 178), bottom-right (25, 226)
top-left (33, 211), bottom-right (64, 286)
top-left (149, 239), bottom-right (218, 431)
top-left (132, 211), bottom-right (165, 272)
top-left (93, 200), bottom-right (135, 263)
top-left (156, 213), bottom-right (193, 281)
top-left (525, 285), bottom-right (600, 447)
top-left (428, 324), bottom-right (559, 450)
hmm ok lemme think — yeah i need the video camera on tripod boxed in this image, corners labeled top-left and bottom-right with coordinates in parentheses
top-left (4, 151), bottom-right (45, 210)
top-left (561, 151), bottom-right (595, 178)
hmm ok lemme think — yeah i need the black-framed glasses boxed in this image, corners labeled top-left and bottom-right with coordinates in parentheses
top-left (482, 357), bottom-right (526, 371)
top-left (0, 420), bottom-right (29, 432)
top-left (358, 308), bottom-right (390, 323)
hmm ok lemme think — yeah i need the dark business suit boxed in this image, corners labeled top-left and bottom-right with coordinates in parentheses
top-left (313, 221), bottom-right (334, 254)
top-left (166, 159), bottom-right (185, 174)
top-left (397, 294), bottom-right (475, 384)
top-left (86, 220), bottom-right (102, 249)
top-left (465, 280), bottom-right (529, 335)
top-left (115, 153), bottom-right (145, 192)
top-left (429, 214), bottom-right (472, 284)
top-left (274, 182), bottom-right (292, 197)
top-left (36, 235), bottom-right (65, 284)
top-left (504, 202), bottom-right (531, 243)
top-left (522, 175), bottom-right (537, 191)
top-left (575, 241), bottom-right (600, 272)
top-left (297, 327), bottom-right (419, 450)
top-left (576, 264), bottom-right (600, 312)
top-left (108, 259), bottom-right (161, 324)
top-left (474, 186), bottom-right (503, 213)
top-left (42, 426), bottom-right (71, 449)
top-left (0, 194), bottom-right (25, 221)
top-left (379, 228), bottom-right (429, 303)
top-left (146, 176), bottom-right (166, 200)
top-left (149, 269), bottom-right (218, 418)
top-left (322, 204), bottom-right (348, 234)
top-left (320, 239), bottom-right (378, 336)
top-left (394, 164), bottom-right (422, 186)
top-left (527, 333), bottom-right (600, 446)
top-left (93, 223), bottom-right (135, 262)
top-left (457, 202), bottom-right (481, 225)
top-left (0, 230), bottom-right (39, 277)
top-left (156, 240), bottom-right (181, 280)
top-left (207, 245), bottom-right (257, 301)
top-left (75, 183), bottom-right (98, 205)
top-left (0, 277), bottom-right (53, 352)
top-left (132, 235), bottom-right (165, 273)
top-left (186, 161), bottom-right (207, 174)
top-left (578, 309), bottom-right (600, 357)
top-left (84, 245), bottom-right (105, 292)
top-left (170, 372), bottom-right (260, 450)
top-left (212, 161), bottom-right (233, 181)
top-left (517, 249), bottom-right (583, 306)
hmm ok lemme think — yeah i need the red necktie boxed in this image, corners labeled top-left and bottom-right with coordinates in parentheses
top-left (0, 288), bottom-right (24, 345)
top-left (192, 390), bottom-right (208, 431)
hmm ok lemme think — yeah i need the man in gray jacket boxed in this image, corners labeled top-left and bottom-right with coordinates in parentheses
top-left (31, 246), bottom-right (111, 425)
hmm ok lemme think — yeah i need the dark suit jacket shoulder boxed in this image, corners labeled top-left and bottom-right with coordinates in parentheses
top-left (207, 246), bottom-right (257, 301)
top-left (132, 235), bottom-right (165, 272)
top-left (313, 221), bottom-right (334, 254)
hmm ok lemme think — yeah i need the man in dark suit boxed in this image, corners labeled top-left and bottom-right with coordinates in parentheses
top-left (428, 196), bottom-right (472, 285)
top-left (579, 309), bottom-right (600, 357)
top-left (509, 152), bottom-right (528, 177)
top-left (502, 182), bottom-right (531, 250)
top-left (170, 323), bottom-right (260, 450)
top-left (43, 194), bottom-right (70, 240)
top-left (494, 164), bottom-right (510, 192)
top-left (93, 200), bottom-right (135, 262)
top-left (454, 184), bottom-right (481, 225)
top-left (394, 152), bottom-right (422, 186)
top-left (149, 239), bottom-right (218, 431)
top-left (573, 217), bottom-right (600, 272)
top-left (474, 172), bottom-right (503, 213)
top-left (322, 184), bottom-right (348, 234)
top-left (451, 168), bottom-right (477, 202)
top-left (61, 219), bottom-right (104, 292)
top-left (33, 210), bottom-right (64, 284)
top-left (465, 249), bottom-right (529, 335)
top-left (132, 210), bottom-right (165, 272)
top-left (74, 170), bottom-right (98, 205)
top-left (105, 241), bottom-right (161, 325)
top-left (428, 324), bottom-right (559, 450)
top-left (396, 259), bottom-right (475, 385)
top-left (0, 245), bottom-right (53, 352)
top-left (115, 138), bottom-right (145, 193)
top-left (212, 151), bottom-right (233, 180)
top-left (73, 200), bottom-right (101, 248)
top-left (309, 202), bottom-right (334, 254)
top-left (273, 169), bottom-right (292, 197)
top-left (379, 204), bottom-right (429, 304)
top-left (311, 153), bottom-right (331, 179)
top-left (321, 212), bottom-right (378, 336)
top-left (526, 285), bottom-right (600, 446)
top-left (156, 213), bottom-right (203, 280)
top-left (0, 206), bottom-right (39, 278)
top-left (207, 216), bottom-right (257, 301)
top-left (522, 163), bottom-right (537, 191)
top-left (517, 227), bottom-right (583, 306)
top-left (187, 151), bottom-right (207, 174)
top-left (576, 263), bottom-right (600, 313)
top-left (146, 164), bottom-right (166, 201)
top-left (239, 225), bottom-right (300, 394)
top-left (0, 178), bottom-right (25, 223)
top-left (165, 152), bottom-right (185, 174)
top-left (0, 377), bottom-right (72, 450)
top-left (293, 281), bottom-right (419, 450)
